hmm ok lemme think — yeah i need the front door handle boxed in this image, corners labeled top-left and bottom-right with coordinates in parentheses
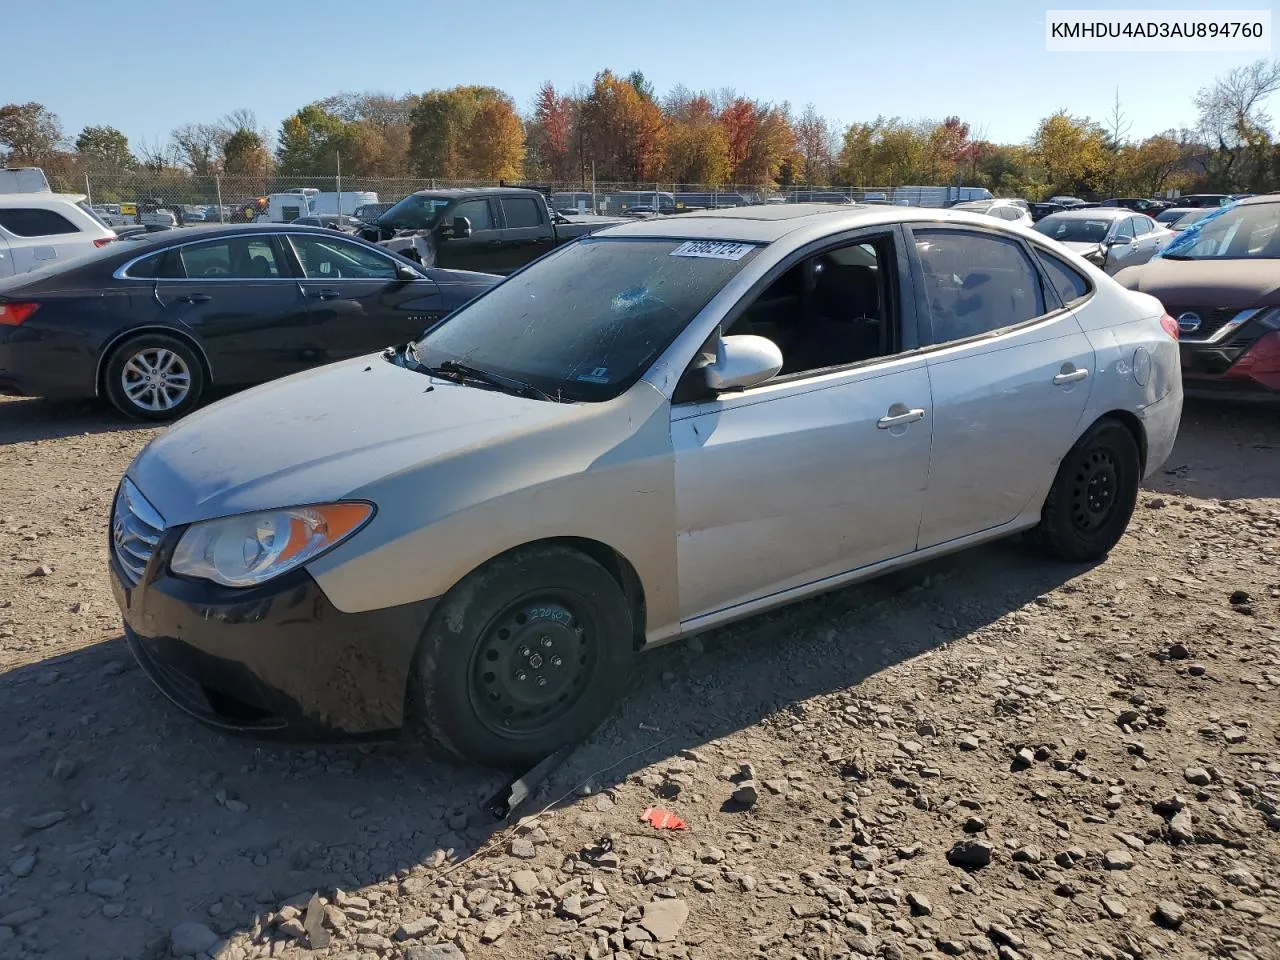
top-left (877, 407), bottom-right (926, 429)
top-left (177, 294), bottom-right (211, 304)
top-left (1053, 368), bottom-right (1090, 385)
top-left (307, 289), bottom-right (342, 300)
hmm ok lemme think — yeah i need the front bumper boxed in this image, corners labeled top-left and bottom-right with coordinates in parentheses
top-left (110, 529), bottom-right (437, 739)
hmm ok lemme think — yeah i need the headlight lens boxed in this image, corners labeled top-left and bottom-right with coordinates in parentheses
top-left (170, 502), bottom-right (373, 588)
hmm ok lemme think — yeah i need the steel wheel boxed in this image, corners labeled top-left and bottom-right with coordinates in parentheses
top-left (468, 593), bottom-right (597, 738)
top-left (121, 347), bottom-right (192, 413)
top-left (1069, 447), bottom-right (1119, 533)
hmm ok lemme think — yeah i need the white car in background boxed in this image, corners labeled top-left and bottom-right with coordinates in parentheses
top-left (0, 194), bottom-right (117, 278)
top-left (1033, 208), bottom-right (1174, 275)
top-left (949, 198), bottom-right (1034, 227)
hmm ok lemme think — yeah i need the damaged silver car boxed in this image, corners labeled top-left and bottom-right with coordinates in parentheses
top-left (110, 204), bottom-right (1183, 768)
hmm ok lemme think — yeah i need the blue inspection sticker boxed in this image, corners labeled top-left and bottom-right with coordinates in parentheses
top-left (575, 367), bottom-right (611, 384)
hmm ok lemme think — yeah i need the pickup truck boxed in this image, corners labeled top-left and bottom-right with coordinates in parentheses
top-left (361, 187), bottom-right (627, 274)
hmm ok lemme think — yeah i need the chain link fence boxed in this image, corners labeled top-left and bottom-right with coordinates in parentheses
top-left (54, 171), bottom-right (984, 227)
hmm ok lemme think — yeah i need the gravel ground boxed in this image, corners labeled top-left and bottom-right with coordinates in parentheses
top-left (0, 394), bottom-right (1277, 960)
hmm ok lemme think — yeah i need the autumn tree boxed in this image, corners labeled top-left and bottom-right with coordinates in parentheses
top-left (0, 102), bottom-right (64, 164)
top-left (664, 94), bottom-right (731, 185)
top-left (719, 98), bottom-right (794, 185)
top-left (408, 86), bottom-right (524, 180)
top-left (794, 104), bottom-right (835, 185)
top-left (1030, 111), bottom-right (1113, 195)
top-left (525, 83), bottom-right (576, 181)
top-left (579, 70), bottom-right (666, 182)
top-left (75, 125), bottom-right (134, 169)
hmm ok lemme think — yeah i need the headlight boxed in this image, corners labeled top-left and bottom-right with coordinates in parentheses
top-left (170, 502), bottom-right (373, 588)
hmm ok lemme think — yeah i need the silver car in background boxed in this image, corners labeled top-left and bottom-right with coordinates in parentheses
top-left (110, 204), bottom-right (1183, 768)
top-left (1034, 207), bottom-right (1175, 274)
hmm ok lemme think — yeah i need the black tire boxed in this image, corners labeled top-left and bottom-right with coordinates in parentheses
top-left (412, 544), bottom-right (635, 769)
top-left (1029, 418), bottom-right (1141, 562)
top-left (102, 333), bottom-right (205, 421)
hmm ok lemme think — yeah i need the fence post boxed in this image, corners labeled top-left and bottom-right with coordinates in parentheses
top-left (216, 176), bottom-right (225, 224)
top-left (84, 173), bottom-right (92, 209)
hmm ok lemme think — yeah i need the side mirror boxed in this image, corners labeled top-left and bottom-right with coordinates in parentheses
top-left (395, 264), bottom-right (419, 281)
top-left (1108, 234), bottom-right (1133, 246)
top-left (446, 216), bottom-right (472, 239)
top-left (703, 334), bottom-right (783, 392)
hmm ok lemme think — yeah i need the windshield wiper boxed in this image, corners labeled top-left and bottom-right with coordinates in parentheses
top-left (425, 357), bottom-right (559, 402)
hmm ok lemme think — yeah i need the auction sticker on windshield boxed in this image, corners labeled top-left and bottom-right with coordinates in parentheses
top-left (670, 240), bottom-right (755, 260)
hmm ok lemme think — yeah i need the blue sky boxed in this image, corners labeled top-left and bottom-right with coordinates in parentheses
top-left (6, 0), bottom-right (1276, 149)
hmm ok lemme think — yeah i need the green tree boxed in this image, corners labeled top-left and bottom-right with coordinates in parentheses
top-left (1030, 111), bottom-right (1113, 195)
top-left (222, 128), bottom-right (271, 177)
top-left (276, 105), bottom-right (346, 175)
top-left (0, 102), bottom-right (64, 164)
top-left (74, 125), bottom-right (134, 169)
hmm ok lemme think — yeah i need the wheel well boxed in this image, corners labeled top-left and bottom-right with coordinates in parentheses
top-left (494, 537), bottom-right (648, 650)
top-left (96, 327), bottom-right (213, 397)
top-left (1096, 410), bottom-right (1148, 473)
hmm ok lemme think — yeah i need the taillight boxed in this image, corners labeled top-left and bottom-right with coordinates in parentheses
top-left (0, 302), bottom-right (40, 326)
top-left (1159, 313), bottom-right (1179, 340)
top-left (94, 236), bottom-right (116, 248)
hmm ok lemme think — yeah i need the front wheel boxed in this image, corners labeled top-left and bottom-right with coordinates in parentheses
top-left (412, 545), bottom-right (635, 769)
top-left (1029, 418), bottom-right (1141, 562)
top-left (102, 334), bottom-right (205, 421)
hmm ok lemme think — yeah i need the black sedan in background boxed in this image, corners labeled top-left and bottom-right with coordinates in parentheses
top-left (0, 224), bottom-right (499, 419)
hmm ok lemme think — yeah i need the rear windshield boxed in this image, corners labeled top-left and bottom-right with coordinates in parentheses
top-left (417, 237), bottom-right (761, 402)
top-left (1034, 216), bottom-right (1110, 244)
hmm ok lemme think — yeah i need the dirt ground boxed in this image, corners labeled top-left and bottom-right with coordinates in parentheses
top-left (0, 394), bottom-right (1277, 960)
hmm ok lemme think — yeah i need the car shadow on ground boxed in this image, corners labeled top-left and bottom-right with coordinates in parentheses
top-left (0, 538), bottom-right (1083, 959)
top-left (0, 397), bottom-right (152, 445)
top-left (1145, 397), bottom-right (1280, 501)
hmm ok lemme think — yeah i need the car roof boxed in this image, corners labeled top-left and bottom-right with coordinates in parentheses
top-left (0, 192), bottom-right (88, 206)
top-left (594, 203), bottom-right (1034, 244)
top-left (1234, 194), bottom-right (1280, 206)
top-left (1039, 207), bottom-right (1135, 221)
top-left (125, 223), bottom-right (346, 244)
top-left (408, 187), bottom-right (534, 199)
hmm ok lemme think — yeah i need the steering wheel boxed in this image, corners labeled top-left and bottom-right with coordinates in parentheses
top-left (203, 265), bottom-right (229, 276)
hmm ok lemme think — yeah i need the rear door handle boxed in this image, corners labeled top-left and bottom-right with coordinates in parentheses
top-left (877, 407), bottom-right (926, 429)
top-left (308, 289), bottom-right (342, 300)
top-left (177, 294), bottom-right (211, 304)
top-left (1053, 368), bottom-right (1089, 385)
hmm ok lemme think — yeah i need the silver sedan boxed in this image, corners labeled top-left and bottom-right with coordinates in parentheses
top-left (110, 204), bottom-right (1184, 768)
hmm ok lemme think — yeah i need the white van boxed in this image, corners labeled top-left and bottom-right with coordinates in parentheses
top-left (0, 193), bottom-right (117, 278)
top-left (0, 167), bottom-right (52, 195)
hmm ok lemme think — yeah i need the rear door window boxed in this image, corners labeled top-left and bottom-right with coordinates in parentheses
top-left (501, 197), bottom-right (543, 229)
top-left (0, 208), bottom-right (80, 237)
top-left (912, 229), bottom-right (1046, 343)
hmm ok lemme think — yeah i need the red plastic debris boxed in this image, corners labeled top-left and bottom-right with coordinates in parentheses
top-left (640, 807), bottom-right (686, 830)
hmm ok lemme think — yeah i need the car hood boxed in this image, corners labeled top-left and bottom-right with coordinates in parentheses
top-left (126, 355), bottom-right (599, 525)
top-left (1113, 257), bottom-right (1280, 307)
top-left (1060, 240), bottom-right (1104, 256)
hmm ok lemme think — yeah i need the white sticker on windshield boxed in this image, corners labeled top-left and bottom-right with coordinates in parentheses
top-left (670, 240), bottom-right (754, 260)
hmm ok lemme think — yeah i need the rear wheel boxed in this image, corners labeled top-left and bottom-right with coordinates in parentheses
top-left (412, 545), bottom-right (635, 769)
top-left (103, 334), bottom-right (205, 421)
top-left (1029, 419), bottom-right (1141, 562)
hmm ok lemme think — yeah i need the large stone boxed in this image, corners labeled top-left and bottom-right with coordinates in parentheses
top-left (170, 921), bottom-right (219, 957)
top-left (946, 840), bottom-right (993, 871)
top-left (404, 945), bottom-right (468, 960)
top-left (640, 899), bottom-right (689, 942)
